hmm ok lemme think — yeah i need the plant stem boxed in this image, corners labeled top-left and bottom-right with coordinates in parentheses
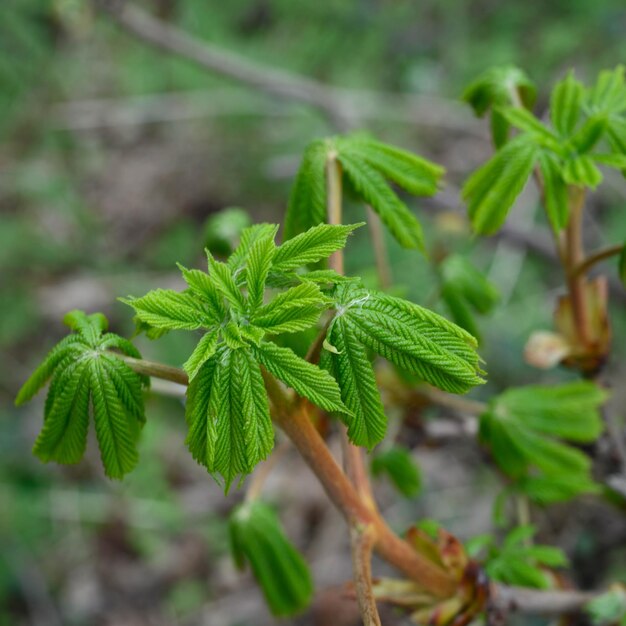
top-left (326, 152), bottom-right (377, 508)
top-left (571, 243), bottom-right (624, 278)
top-left (366, 206), bottom-right (393, 290)
top-left (349, 524), bottom-right (382, 626)
top-left (113, 354), bottom-right (189, 385)
top-left (326, 150), bottom-right (344, 273)
top-left (565, 187), bottom-right (591, 346)
top-left (273, 403), bottom-right (456, 597)
top-left (420, 387), bottom-right (487, 416)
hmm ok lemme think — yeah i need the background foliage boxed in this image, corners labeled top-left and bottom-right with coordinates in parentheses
top-left (2, 1), bottom-right (626, 624)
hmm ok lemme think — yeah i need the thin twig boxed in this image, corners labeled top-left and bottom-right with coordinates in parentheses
top-left (113, 354), bottom-right (189, 385)
top-left (366, 207), bottom-right (393, 290)
top-left (93, 1), bottom-right (479, 134)
top-left (490, 584), bottom-right (598, 616)
top-left (349, 524), bottom-right (382, 626)
top-left (572, 243), bottom-right (624, 278)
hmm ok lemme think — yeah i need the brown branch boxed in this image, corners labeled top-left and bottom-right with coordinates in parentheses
top-left (113, 354), bottom-right (189, 385)
top-left (572, 243), bottom-right (624, 278)
top-left (272, 403), bottom-right (456, 597)
top-left (349, 524), bottom-right (382, 626)
top-left (93, 1), bottom-right (479, 134)
top-left (490, 584), bottom-right (598, 616)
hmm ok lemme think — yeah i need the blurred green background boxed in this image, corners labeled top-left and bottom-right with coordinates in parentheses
top-left (2, 1), bottom-right (626, 624)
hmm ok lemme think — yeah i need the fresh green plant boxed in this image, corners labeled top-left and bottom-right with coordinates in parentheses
top-left (15, 63), bottom-right (626, 625)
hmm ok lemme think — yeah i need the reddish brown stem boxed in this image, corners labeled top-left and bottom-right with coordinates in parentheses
top-left (273, 403), bottom-right (456, 597)
top-left (565, 187), bottom-right (591, 346)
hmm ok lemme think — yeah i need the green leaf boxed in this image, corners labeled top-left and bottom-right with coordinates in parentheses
top-left (338, 150), bottom-right (425, 250)
top-left (90, 356), bottom-right (143, 479)
top-left (479, 382), bottom-right (606, 501)
top-left (16, 311), bottom-right (147, 479)
top-left (326, 315), bottom-right (387, 448)
top-left (371, 445), bottom-right (422, 497)
top-left (587, 65), bottom-right (626, 115)
top-left (481, 525), bottom-right (568, 590)
top-left (537, 151), bottom-right (569, 230)
top-left (185, 347), bottom-right (274, 490)
top-left (203, 206), bottom-right (251, 257)
top-left (439, 255), bottom-right (499, 340)
top-left (33, 359), bottom-right (91, 464)
top-left (463, 66), bottom-right (537, 147)
top-left (273, 223), bottom-right (363, 271)
top-left (335, 285), bottom-right (483, 395)
top-left (229, 501), bottom-right (313, 616)
top-left (592, 153), bottom-right (626, 170)
top-left (284, 139), bottom-right (329, 240)
top-left (15, 334), bottom-right (83, 406)
top-left (519, 475), bottom-right (601, 504)
top-left (336, 135), bottom-right (444, 196)
top-left (255, 341), bottom-right (347, 414)
top-left (121, 289), bottom-right (212, 330)
top-left (586, 587), bottom-right (626, 626)
top-left (463, 65), bottom-right (537, 116)
top-left (253, 282), bottom-right (327, 335)
top-left (499, 107), bottom-right (561, 150)
top-left (569, 114), bottom-right (608, 153)
top-left (178, 264), bottom-right (226, 322)
top-left (207, 252), bottom-right (247, 312)
top-left (550, 71), bottom-right (584, 136)
top-left (462, 135), bottom-right (538, 235)
top-left (246, 231), bottom-right (276, 311)
top-left (63, 310), bottom-right (108, 345)
top-left (183, 329), bottom-right (219, 381)
top-left (607, 117), bottom-right (626, 156)
top-left (563, 155), bottom-right (603, 189)
top-left (228, 223), bottom-right (280, 274)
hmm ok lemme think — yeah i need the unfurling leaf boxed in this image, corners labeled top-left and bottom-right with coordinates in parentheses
top-left (16, 311), bottom-right (148, 479)
top-left (439, 255), bottom-right (499, 340)
top-left (469, 526), bottom-right (568, 589)
top-left (550, 71), bottom-right (584, 136)
top-left (463, 65), bottom-right (537, 146)
top-left (479, 381), bottom-right (606, 503)
top-left (371, 446), bottom-right (422, 497)
top-left (537, 151), bottom-right (569, 230)
top-left (229, 501), bottom-right (313, 616)
top-left (462, 135), bottom-right (538, 235)
top-left (283, 133), bottom-right (443, 250)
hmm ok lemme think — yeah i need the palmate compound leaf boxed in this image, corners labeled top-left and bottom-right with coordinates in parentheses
top-left (123, 222), bottom-right (356, 488)
top-left (229, 500), bottom-right (314, 616)
top-left (15, 311), bottom-right (148, 479)
top-left (468, 525), bottom-right (568, 590)
top-left (283, 133), bottom-right (444, 250)
top-left (462, 134), bottom-right (539, 235)
top-left (462, 65), bottom-right (537, 147)
top-left (479, 381), bottom-right (606, 502)
top-left (323, 282), bottom-right (484, 448)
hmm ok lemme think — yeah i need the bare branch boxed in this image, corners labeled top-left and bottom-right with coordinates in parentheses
top-left (92, 0), bottom-right (478, 134)
top-left (490, 584), bottom-right (597, 617)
